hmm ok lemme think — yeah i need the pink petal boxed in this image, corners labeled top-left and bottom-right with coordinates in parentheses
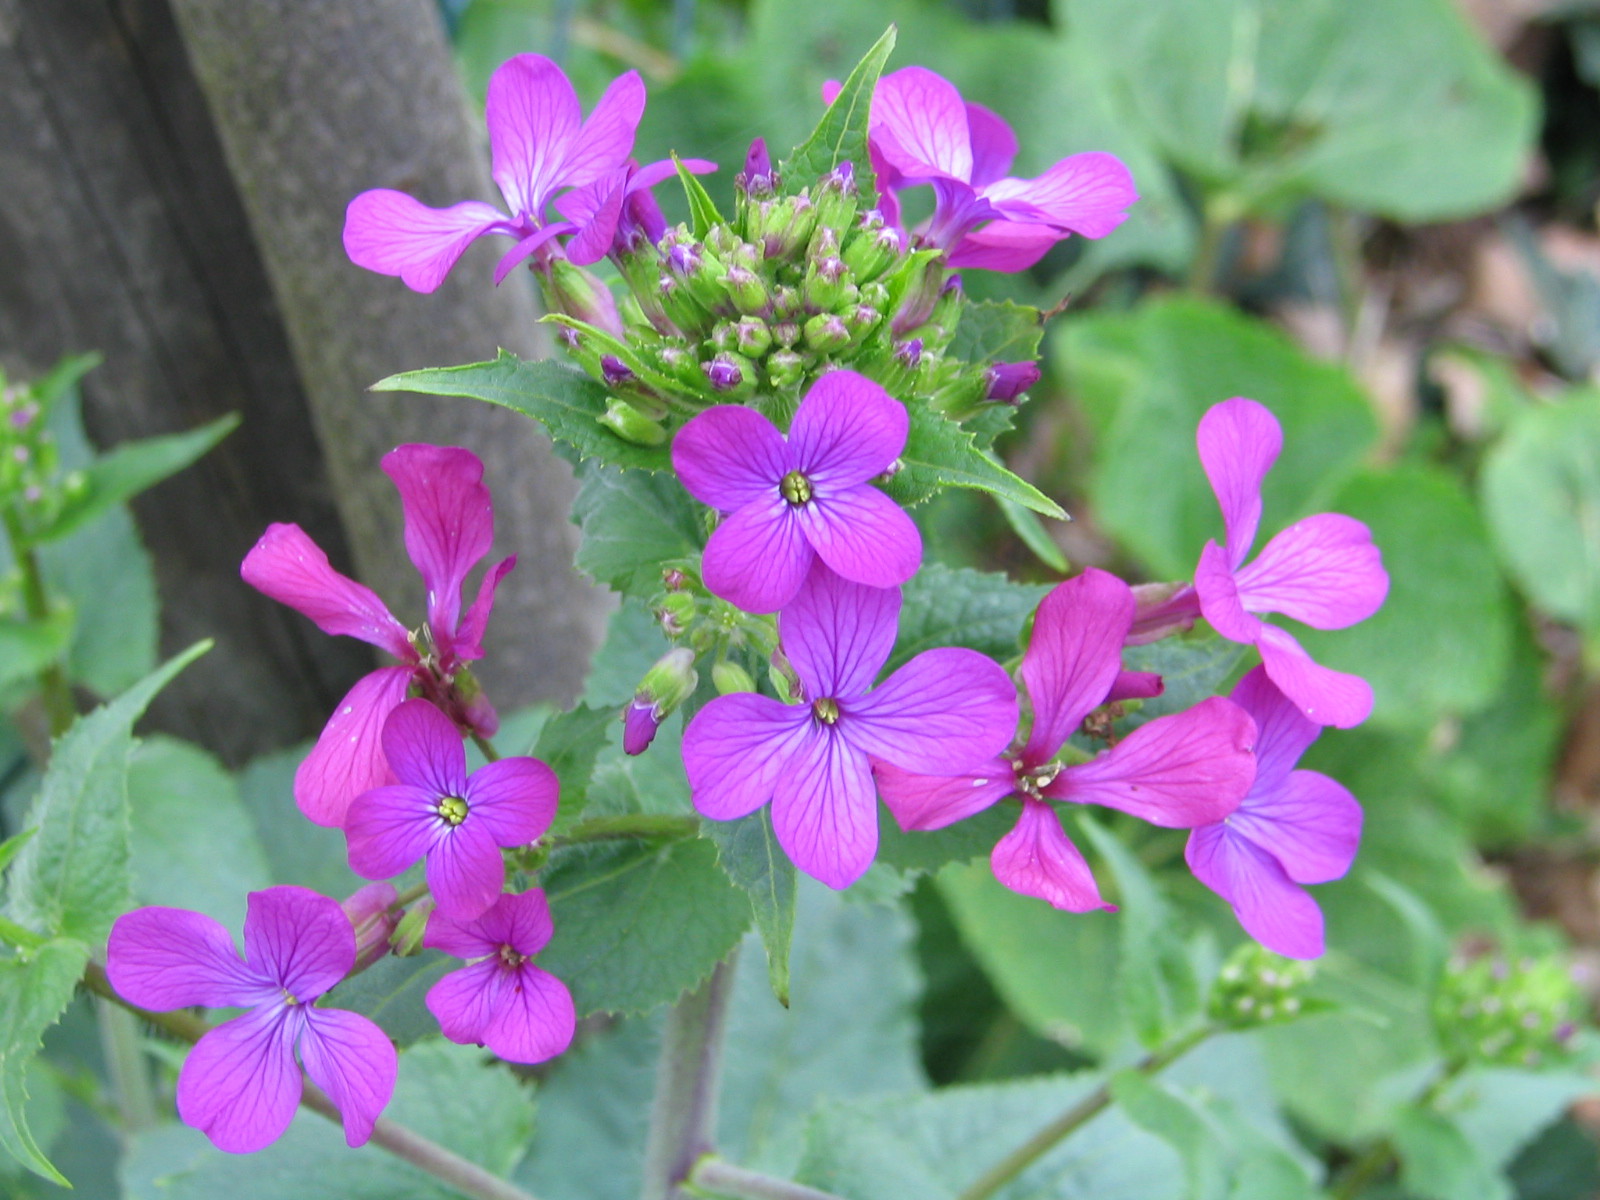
top-left (945, 221), bottom-right (1059, 272)
top-left (345, 784), bottom-right (445, 880)
top-left (295, 666), bottom-right (414, 828)
top-left (991, 799), bottom-right (1111, 912)
top-left (770, 726), bottom-right (878, 889)
top-left (381, 699), bottom-right (470, 798)
top-left (672, 405), bottom-right (789, 511)
top-left (1256, 624), bottom-right (1374, 728)
top-left (1197, 398), bottom-right (1280, 569)
top-left (700, 500), bottom-right (814, 614)
top-left (476, 887), bottom-right (556, 957)
top-left (1233, 769), bottom-right (1362, 886)
top-left (849, 648), bottom-right (1020, 775)
top-left (983, 151), bottom-right (1137, 239)
top-left (465, 757), bottom-right (559, 847)
top-left (1229, 666), bottom-right (1320, 790)
top-left (1194, 539), bottom-right (1264, 645)
top-left (561, 172), bottom-right (628, 266)
top-left (298, 1007), bottom-right (398, 1148)
top-left (778, 565), bottom-right (901, 699)
top-left (1185, 826), bottom-right (1325, 959)
top-left (242, 886), bottom-right (355, 1000)
top-left (487, 54), bottom-right (582, 217)
top-left (560, 71), bottom-right (647, 192)
top-left (492, 223), bottom-right (572, 285)
top-left (683, 694), bottom-right (813, 821)
top-left (965, 102), bottom-right (1018, 186)
top-left (241, 523), bottom-right (409, 659)
top-left (454, 555), bottom-right (517, 661)
top-left (1048, 696), bottom-right (1255, 827)
top-left (875, 757), bottom-right (1016, 831)
top-left (426, 820), bottom-right (507, 920)
top-left (1235, 514), bottom-right (1388, 631)
top-left (482, 963), bottom-right (577, 1064)
top-left (797, 485), bottom-right (922, 592)
top-left (1107, 670), bottom-right (1164, 703)
top-left (177, 1006), bottom-right (301, 1153)
top-left (422, 909), bottom-right (500, 962)
top-left (871, 66), bottom-right (973, 181)
top-left (788, 370), bottom-right (909, 489)
top-left (107, 907), bottom-right (272, 1011)
top-left (1021, 569), bottom-right (1133, 766)
top-left (342, 191), bottom-right (509, 294)
top-left (426, 958), bottom-right (507, 1045)
top-left (381, 445), bottom-right (495, 650)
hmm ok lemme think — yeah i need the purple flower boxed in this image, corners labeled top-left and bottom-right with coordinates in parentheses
top-left (554, 158), bottom-right (716, 264)
top-left (242, 444), bottom-right (514, 827)
top-left (1186, 667), bottom-right (1362, 959)
top-left (865, 67), bottom-right (1137, 271)
top-left (343, 54), bottom-right (646, 291)
top-left (346, 700), bottom-right (559, 920)
top-left (877, 569), bottom-right (1256, 911)
top-left (672, 369), bottom-right (922, 614)
top-left (985, 361), bottom-right (1041, 403)
top-left (423, 889), bottom-right (576, 1064)
top-left (1193, 398), bottom-right (1389, 728)
top-left (107, 886), bottom-right (397, 1154)
top-left (683, 566), bottom-right (1018, 889)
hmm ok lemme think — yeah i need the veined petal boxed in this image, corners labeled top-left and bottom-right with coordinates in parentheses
top-left (381, 699), bottom-right (470, 798)
top-left (345, 784), bottom-right (446, 881)
top-left (779, 565), bottom-right (901, 699)
top-left (683, 693), bottom-right (813, 821)
top-left (342, 191), bottom-right (509, 294)
top-left (1107, 670), bottom-right (1164, 703)
top-left (1185, 826), bottom-right (1325, 959)
top-left (1021, 569), bottom-right (1133, 766)
top-left (427, 820), bottom-right (507, 920)
top-left (487, 54), bottom-right (582, 218)
top-left (493, 223), bottom-right (572, 284)
top-left (108, 907), bottom-right (272, 1011)
top-left (1236, 514), bottom-right (1388, 630)
top-left (991, 799), bottom-right (1111, 912)
top-left (771, 725), bottom-right (878, 888)
top-left (945, 221), bottom-right (1060, 272)
top-left (850, 648), bottom-right (1019, 776)
top-left (1256, 624), bottom-right (1374, 728)
top-left (1232, 769), bottom-right (1362, 886)
top-left (294, 667), bottom-right (413, 828)
top-left (788, 370), bottom-right (909, 489)
top-left (177, 1006), bottom-right (301, 1153)
top-left (1197, 398), bottom-right (1280, 569)
top-left (798, 486), bottom-right (922, 592)
top-left (241, 523), bottom-right (409, 659)
top-left (1194, 540), bottom-right (1264, 645)
top-left (422, 909), bottom-right (500, 962)
top-left (875, 757), bottom-right (1015, 831)
top-left (701, 500), bottom-right (814, 614)
top-left (872, 66), bottom-right (973, 181)
top-left (426, 958), bottom-right (507, 1045)
top-left (298, 1007), bottom-right (397, 1148)
top-left (1048, 696), bottom-right (1255, 826)
top-left (1229, 666), bottom-right (1320, 790)
top-left (560, 71), bottom-right (647, 191)
top-left (965, 101), bottom-right (1018, 186)
top-left (982, 151), bottom-right (1137, 239)
top-left (477, 888), bottom-right (556, 957)
top-left (454, 555), bottom-right (517, 661)
top-left (672, 405), bottom-right (788, 511)
top-left (381, 445), bottom-right (494, 649)
top-left (465, 757), bottom-right (559, 847)
top-left (483, 963), bottom-right (576, 1064)
top-left (559, 171), bottom-right (628, 266)
top-left (242, 886), bottom-right (354, 1000)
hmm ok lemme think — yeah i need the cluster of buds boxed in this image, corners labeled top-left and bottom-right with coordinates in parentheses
top-left (1208, 942), bottom-right (1316, 1028)
top-left (0, 367), bottom-right (86, 539)
top-left (1434, 953), bottom-right (1583, 1069)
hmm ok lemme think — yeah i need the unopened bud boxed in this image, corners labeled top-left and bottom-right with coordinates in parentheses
top-left (813, 161), bottom-right (858, 233)
top-left (342, 882), bottom-right (399, 973)
top-left (803, 313), bottom-right (851, 354)
top-left (539, 259), bottom-right (624, 338)
top-left (702, 354), bottom-right (754, 397)
top-left (392, 897), bottom-right (434, 957)
top-left (735, 316), bottom-right (773, 358)
top-left (845, 304), bottom-right (881, 341)
top-left (766, 349), bottom-right (807, 389)
top-left (844, 220), bottom-right (906, 282)
top-left (1209, 942), bottom-right (1315, 1029)
top-left (712, 661), bottom-right (757, 695)
top-left (724, 265), bottom-right (770, 315)
top-left (601, 355), bottom-right (636, 389)
top-left (802, 257), bottom-right (852, 312)
top-left (756, 194), bottom-right (817, 262)
top-left (737, 137), bottom-right (778, 201)
top-left (658, 591), bottom-right (697, 636)
top-left (986, 360), bottom-right (1041, 403)
top-left (599, 398), bottom-right (667, 446)
top-left (625, 648), bottom-right (699, 755)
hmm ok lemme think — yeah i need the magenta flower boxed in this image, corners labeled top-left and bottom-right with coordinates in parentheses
top-left (672, 369), bottom-right (922, 614)
top-left (683, 566), bottom-right (1018, 889)
top-left (343, 54), bottom-right (646, 291)
top-left (553, 157), bottom-right (716, 265)
top-left (877, 569), bottom-right (1256, 911)
top-left (346, 700), bottom-right (559, 920)
top-left (1186, 667), bottom-right (1362, 959)
top-left (107, 886), bottom-right (396, 1154)
top-left (1194, 398), bottom-right (1389, 728)
top-left (866, 67), bottom-right (1137, 271)
top-left (242, 444), bottom-right (514, 827)
top-left (423, 889), bottom-right (576, 1064)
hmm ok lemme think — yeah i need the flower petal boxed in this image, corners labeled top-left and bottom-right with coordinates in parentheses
top-left (465, 757), bottom-right (559, 847)
top-left (1021, 569), bottom-right (1133, 766)
top-left (1194, 539), bottom-right (1264, 645)
top-left (1235, 514), bottom-right (1388, 631)
top-left (770, 726), bottom-right (878, 889)
top-left (788, 370), bottom-right (909, 489)
top-left (242, 886), bottom-right (355, 1000)
top-left (1234, 768), bottom-right (1362, 886)
top-left (983, 151), bottom-right (1137, 239)
top-left (1185, 826), bottom-right (1325, 959)
top-left (871, 66), bottom-right (972, 181)
top-left (1197, 397), bottom-right (1280, 569)
top-left (240, 523), bottom-right (409, 659)
top-left (779, 565), bottom-right (901, 699)
top-left (797, 486), bottom-right (922, 592)
top-left (422, 908), bottom-right (500, 962)
top-left (346, 784), bottom-right (444, 881)
top-left (483, 963), bottom-right (577, 1064)
top-left (294, 667), bottom-right (413, 828)
top-left (683, 694), bottom-right (813, 821)
top-left (426, 958), bottom-right (507, 1045)
top-left (454, 555), bottom-right (517, 661)
top-left (945, 221), bottom-right (1060, 272)
top-left (1107, 670), bottom-right (1164, 703)
top-left (1229, 666), bottom-right (1319, 790)
top-left (560, 171), bottom-right (629, 265)
top-left (342, 191), bottom-right (509, 294)
top-left (701, 499), bottom-right (814, 613)
top-left (991, 799), bottom-right (1111, 912)
top-left (381, 699), bottom-right (470, 798)
top-left (672, 405), bottom-right (788, 511)
top-left (560, 71), bottom-right (647, 192)
top-left (1256, 624), bottom-right (1374, 728)
top-left (849, 648), bottom-right (1019, 775)
top-left (177, 1007), bottom-right (301, 1153)
top-left (298, 1007), bottom-right (397, 1147)
top-left (427, 820), bottom-right (507, 921)
top-left (108, 907), bottom-right (271, 1011)
top-left (875, 757), bottom-right (1015, 831)
top-left (1048, 696), bottom-right (1255, 827)
top-left (965, 101), bottom-right (1017, 186)
top-left (477, 888), bottom-right (556, 957)
top-left (487, 54), bottom-right (582, 217)
top-left (381, 445), bottom-right (495, 650)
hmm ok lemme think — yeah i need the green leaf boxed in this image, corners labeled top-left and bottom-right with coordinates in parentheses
top-left (890, 562), bottom-right (1050, 672)
top-left (539, 835), bottom-right (749, 1016)
top-left (877, 804), bottom-right (1013, 877)
top-left (706, 809), bottom-right (796, 1005)
top-left (886, 406), bottom-right (1066, 518)
top-left (236, 744), bottom-right (367, 899)
top-left (30, 415), bottom-right (238, 546)
top-left (676, 154), bottom-right (724, 238)
top-left (1392, 1105), bottom-right (1512, 1200)
top-left (583, 598), bottom-right (673, 708)
top-left (536, 704), bottom-right (618, 835)
top-left (373, 352), bottom-right (672, 472)
top-left (571, 458), bottom-right (704, 593)
top-left (0, 831), bottom-right (35, 879)
top-left (778, 25), bottom-right (896, 206)
top-left (26, 354), bottom-right (101, 411)
top-left (6, 643), bottom-right (208, 944)
top-left (325, 952), bottom-right (453, 1046)
top-left (0, 611), bottom-right (74, 692)
top-left (0, 937), bottom-right (90, 1184)
top-left (1119, 630), bottom-right (1247, 727)
top-left (996, 496), bottom-right (1069, 573)
top-left (949, 300), bottom-right (1045, 366)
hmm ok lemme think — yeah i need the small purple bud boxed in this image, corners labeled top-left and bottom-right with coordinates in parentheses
top-left (738, 138), bottom-right (777, 198)
top-left (703, 357), bottom-right (744, 392)
top-left (826, 161), bottom-right (856, 192)
top-left (625, 647), bottom-right (698, 755)
top-left (895, 338), bottom-right (924, 368)
top-left (558, 326), bottom-right (581, 350)
top-left (341, 881), bottom-right (399, 973)
top-left (623, 698), bottom-right (663, 756)
top-left (662, 568), bottom-right (688, 591)
top-left (9, 404), bottom-right (38, 431)
top-left (601, 356), bottom-right (636, 388)
top-left (620, 186), bottom-right (667, 250)
top-left (986, 361), bottom-right (1042, 403)
top-left (668, 243), bottom-right (703, 278)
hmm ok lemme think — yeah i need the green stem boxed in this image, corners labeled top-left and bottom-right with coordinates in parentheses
top-left (1329, 1061), bottom-right (1463, 1200)
top-left (96, 1000), bottom-right (158, 1133)
top-left (473, 732), bottom-right (501, 762)
top-left (687, 1158), bottom-right (847, 1200)
top-left (955, 1024), bottom-right (1215, 1200)
top-left (1186, 208), bottom-right (1227, 295)
top-left (389, 880), bottom-right (431, 911)
top-left (554, 814), bottom-right (701, 846)
top-left (2, 509), bottom-right (75, 737)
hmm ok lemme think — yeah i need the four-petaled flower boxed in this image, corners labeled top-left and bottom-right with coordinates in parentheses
top-left (672, 369), bottom-right (922, 614)
top-left (1193, 397), bottom-right (1389, 728)
top-left (683, 565), bottom-right (1018, 888)
top-left (424, 889), bottom-right (576, 1063)
top-left (107, 886), bottom-right (397, 1154)
top-left (878, 568), bottom-right (1257, 911)
top-left (242, 444), bottom-right (514, 827)
top-left (345, 699), bottom-right (559, 920)
top-left (1186, 667), bottom-right (1362, 959)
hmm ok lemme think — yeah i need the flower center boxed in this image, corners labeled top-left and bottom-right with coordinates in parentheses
top-left (812, 697), bottom-right (840, 725)
top-left (437, 795), bottom-right (470, 826)
top-left (779, 470), bottom-right (813, 505)
top-left (498, 944), bottom-right (528, 968)
top-left (1017, 762), bottom-right (1061, 800)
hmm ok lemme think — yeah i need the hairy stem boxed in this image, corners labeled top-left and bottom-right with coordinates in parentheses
top-left (955, 1023), bottom-right (1215, 1200)
top-left (640, 950), bottom-right (740, 1200)
top-left (555, 814), bottom-right (701, 846)
top-left (687, 1158), bottom-right (848, 1200)
top-left (2, 508), bottom-right (75, 737)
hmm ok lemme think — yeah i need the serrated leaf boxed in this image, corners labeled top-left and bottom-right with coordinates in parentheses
top-left (373, 352), bottom-right (672, 472)
top-left (6, 643), bottom-right (209, 945)
top-left (571, 458), bottom-right (704, 593)
top-left (890, 563), bottom-right (1048, 672)
top-left (536, 704), bottom-right (618, 834)
top-left (779, 25), bottom-right (896, 206)
top-left (0, 611), bottom-right (74, 692)
top-left (885, 405), bottom-right (1065, 517)
top-left (676, 154), bottom-right (724, 238)
top-left (0, 937), bottom-right (90, 1184)
top-left (707, 809), bottom-right (796, 1005)
top-left (949, 300), bottom-right (1045, 366)
top-left (326, 951), bottom-right (453, 1045)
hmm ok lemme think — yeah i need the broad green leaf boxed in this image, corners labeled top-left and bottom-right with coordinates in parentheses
top-left (26, 354), bottom-right (100, 411)
top-left (0, 830), bottom-right (34, 879)
top-left (675, 154), bottom-right (724, 238)
top-left (889, 563), bottom-right (1049, 672)
top-left (707, 809), bottom-right (797, 1005)
top-left (1119, 630), bottom-right (1247, 727)
top-left (571, 458), bottom-right (704, 593)
top-left (0, 612), bottom-right (74, 693)
top-left (778, 26), bottom-right (896, 206)
top-left (373, 352), bottom-right (672, 472)
top-left (582, 598), bottom-right (673, 709)
top-left (996, 497), bottom-right (1069, 573)
top-left (539, 835), bottom-right (749, 1016)
top-left (877, 804), bottom-right (1013, 877)
top-left (886, 406), bottom-right (1066, 518)
top-left (326, 951), bottom-right (453, 1046)
top-left (7, 643), bottom-right (208, 945)
top-left (30, 415), bottom-right (238, 546)
top-left (0, 937), bottom-right (90, 1184)
top-left (1392, 1105), bottom-right (1512, 1200)
top-left (950, 301), bottom-right (1046, 366)
top-left (236, 744), bottom-right (366, 898)
top-left (1449, 1067), bottom-right (1598, 1173)
top-left (536, 704), bottom-right (617, 835)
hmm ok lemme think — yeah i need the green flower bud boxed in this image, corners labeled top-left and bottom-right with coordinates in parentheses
top-left (1435, 954), bottom-right (1584, 1069)
top-left (735, 316), bottom-right (773, 358)
top-left (725, 265), bottom-right (770, 316)
top-left (599, 398), bottom-right (667, 446)
top-left (803, 313), bottom-right (852, 355)
top-left (391, 897), bottom-right (434, 957)
top-left (712, 661), bottom-right (757, 695)
top-left (766, 349), bottom-right (807, 389)
top-left (843, 220), bottom-right (907, 283)
top-left (1209, 943), bottom-right (1315, 1029)
top-left (658, 591), bottom-right (697, 637)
